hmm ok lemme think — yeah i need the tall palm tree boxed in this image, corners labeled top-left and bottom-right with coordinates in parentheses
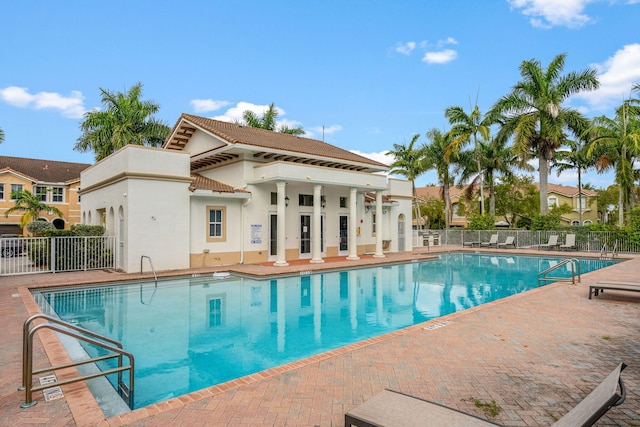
top-left (0, 126), bottom-right (4, 143)
top-left (588, 102), bottom-right (640, 225)
top-left (75, 82), bottom-right (170, 161)
top-left (5, 189), bottom-right (64, 228)
top-left (491, 53), bottom-right (599, 215)
top-left (387, 134), bottom-right (428, 227)
top-left (241, 102), bottom-right (304, 135)
top-left (424, 129), bottom-right (454, 228)
top-left (444, 104), bottom-right (491, 214)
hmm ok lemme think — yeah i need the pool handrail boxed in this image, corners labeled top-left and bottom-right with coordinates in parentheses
top-left (537, 258), bottom-right (581, 286)
top-left (20, 313), bottom-right (135, 410)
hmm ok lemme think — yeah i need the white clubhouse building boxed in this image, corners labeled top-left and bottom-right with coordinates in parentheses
top-left (80, 114), bottom-right (413, 273)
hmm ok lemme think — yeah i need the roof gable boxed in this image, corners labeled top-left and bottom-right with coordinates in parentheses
top-left (164, 114), bottom-right (388, 172)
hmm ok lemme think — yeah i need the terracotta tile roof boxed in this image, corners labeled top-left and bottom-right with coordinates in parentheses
top-left (540, 183), bottom-right (597, 197)
top-left (165, 114), bottom-right (388, 170)
top-left (189, 174), bottom-right (249, 194)
top-left (415, 185), bottom-right (468, 200)
top-left (0, 156), bottom-right (91, 183)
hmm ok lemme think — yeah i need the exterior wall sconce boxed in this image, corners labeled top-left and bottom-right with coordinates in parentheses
top-left (364, 205), bottom-right (371, 213)
top-left (382, 207), bottom-right (388, 214)
top-left (321, 196), bottom-right (326, 208)
top-left (285, 196), bottom-right (289, 207)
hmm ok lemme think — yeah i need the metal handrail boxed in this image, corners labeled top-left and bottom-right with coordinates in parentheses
top-left (140, 255), bottom-right (157, 281)
top-left (538, 258), bottom-right (581, 286)
top-left (20, 314), bottom-right (134, 409)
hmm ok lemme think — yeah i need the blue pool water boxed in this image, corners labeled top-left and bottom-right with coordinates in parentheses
top-left (34, 253), bottom-right (616, 408)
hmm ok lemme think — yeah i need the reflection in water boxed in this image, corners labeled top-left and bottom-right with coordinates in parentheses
top-left (33, 254), bottom-right (616, 408)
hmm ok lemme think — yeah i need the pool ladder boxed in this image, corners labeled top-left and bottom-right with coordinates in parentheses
top-left (19, 314), bottom-right (135, 409)
top-left (600, 242), bottom-right (618, 260)
top-left (537, 258), bottom-right (581, 286)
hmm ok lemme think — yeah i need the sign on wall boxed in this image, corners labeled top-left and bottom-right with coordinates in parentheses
top-left (251, 224), bottom-right (262, 244)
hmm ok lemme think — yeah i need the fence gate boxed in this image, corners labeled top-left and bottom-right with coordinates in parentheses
top-left (0, 236), bottom-right (116, 276)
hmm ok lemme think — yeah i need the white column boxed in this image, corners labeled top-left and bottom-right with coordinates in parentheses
top-left (347, 187), bottom-right (359, 260)
top-left (274, 181), bottom-right (288, 266)
top-left (374, 191), bottom-right (385, 257)
top-left (311, 184), bottom-right (324, 263)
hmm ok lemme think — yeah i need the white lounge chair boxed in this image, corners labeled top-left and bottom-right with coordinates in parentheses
top-left (560, 234), bottom-right (577, 251)
top-left (480, 234), bottom-right (499, 248)
top-left (345, 363), bottom-right (627, 427)
top-left (497, 236), bottom-right (515, 249)
top-left (540, 235), bottom-right (559, 250)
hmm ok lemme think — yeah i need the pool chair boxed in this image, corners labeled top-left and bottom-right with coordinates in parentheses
top-left (345, 363), bottom-right (627, 427)
top-left (497, 236), bottom-right (515, 249)
top-left (540, 235), bottom-right (560, 250)
top-left (560, 234), bottom-right (577, 251)
top-left (480, 234), bottom-right (499, 248)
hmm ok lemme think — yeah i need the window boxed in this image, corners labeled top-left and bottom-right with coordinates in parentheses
top-left (372, 212), bottom-right (377, 235)
top-left (298, 194), bottom-right (313, 206)
top-left (51, 187), bottom-right (63, 202)
top-left (10, 184), bottom-right (23, 200)
top-left (206, 206), bottom-right (226, 241)
top-left (0, 183), bottom-right (4, 200)
top-left (208, 297), bottom-right (223, 327)
top-left (583, 220), bottom-right (593, 225)
top-left (452, 203), bottom-right (463, 218)
top-left (34, 186), bottom-right (48, 201)
top-left (548, 196), bottom-right (558, 208)
top-left (576, 196), bottom-right (587, 210)
top-left (340, 197), bottom-right (347, 208)
top-left (571, 220), bottom-right (580, 226)
top-left (270, 192), bottom-right (277, 205)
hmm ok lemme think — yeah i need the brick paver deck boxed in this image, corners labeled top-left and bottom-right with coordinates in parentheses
top-left (1, 246), bottom-right (639, 426)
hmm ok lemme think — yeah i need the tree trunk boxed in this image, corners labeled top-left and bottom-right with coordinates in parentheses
top-left (618, 188), bottom-right (624, 226)
top-left (443, 184), bottom-right (451, 229)
top-left (539, 156), bottom-right (549, 215)
top-left (577, 168), bottom-right (583, 225)
top-left (489, 183), bottom-right (495, 218)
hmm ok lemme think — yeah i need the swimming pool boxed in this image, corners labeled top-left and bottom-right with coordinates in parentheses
top-left (33, 253), bottom-right (616, 409)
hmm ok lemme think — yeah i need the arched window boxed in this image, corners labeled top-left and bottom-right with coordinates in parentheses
top-left (571, 220), bottom-right (580, 226)
top-left (583, 220), bottom-right (592, 225)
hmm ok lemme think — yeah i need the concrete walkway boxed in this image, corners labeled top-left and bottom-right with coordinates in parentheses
top-left (1, 247), bottom-right (639, 426)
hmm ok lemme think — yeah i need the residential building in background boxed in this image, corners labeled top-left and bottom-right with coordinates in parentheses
top-left (0, 156), bottom-right (90, 235)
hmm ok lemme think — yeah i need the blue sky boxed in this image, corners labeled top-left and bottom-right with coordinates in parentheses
top-left (1, 0), bottom-right (639, 189)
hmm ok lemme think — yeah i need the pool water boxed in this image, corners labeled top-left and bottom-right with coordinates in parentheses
top-left (34, 253), bottom-right (616, 408)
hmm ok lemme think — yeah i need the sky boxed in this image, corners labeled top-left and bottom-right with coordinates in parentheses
top-left (1, 0), bottom-right (639, 189)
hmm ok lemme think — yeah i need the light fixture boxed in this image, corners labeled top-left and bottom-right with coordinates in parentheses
top-left (382, 207), bottom-right (388, 215)
top-left (321, 196), bottom-right (326, 208)
top-left (364, 205), bottom-right (371, 213)
top-left (285, 196), bottom-right (289, 207)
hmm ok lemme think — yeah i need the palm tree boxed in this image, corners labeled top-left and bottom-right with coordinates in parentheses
top-left (0, 126), bottom-right (4, 143)
top-left (444, 104), bottom-right (491, 214)
top-left (5, 189), bottom-right (64, 228)
top-left (387, 134), bottom-right (428, 227)
top-left (241, 102), bottom-right (304, 135)
top-left (424, 129), bottom-right (454, 228)
top-left (491, 53), bottom-right (599, 215)
top-left (75, 82), bottom-right (170, 161)
top-left (588, 102), bottom-right (640, 225)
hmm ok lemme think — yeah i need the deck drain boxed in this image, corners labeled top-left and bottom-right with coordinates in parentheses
top-left (39, 374), bottom-right (64, 402)
top-left (424, 321), bottom-right (451, 331)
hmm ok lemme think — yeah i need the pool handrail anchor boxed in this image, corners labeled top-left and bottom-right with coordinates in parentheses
top-left (20, 313), bottom-right (135, 410)
top-left (537, 258), bottom-right (581, 286)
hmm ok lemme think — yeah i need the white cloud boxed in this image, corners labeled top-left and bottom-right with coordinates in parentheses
top-left (0, 86), bottom-right (85, 118)
top-left (190, 99), bottom-right (231, 113)
top-left (308, 125), bottom-right (343, 136)
top-left (422, 49), bottom-right (458, 64)
top-left (507, 0), bottom-right (592, 28)
top-left (573, 43), bottom-right (640, 113)
top-left (437, 37), bottom-right (458, 47)
top-left (395, 42), bottom-right (416, 55)
top-left (349, 150), bottom-right (393, 167)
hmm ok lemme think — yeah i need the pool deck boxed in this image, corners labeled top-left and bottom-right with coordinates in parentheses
top-left (1, 246), bottom-right (639, 426)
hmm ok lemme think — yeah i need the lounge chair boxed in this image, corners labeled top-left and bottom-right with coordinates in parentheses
top-left (590, 281), bottom-right (640, 299)
top-left (540, 235), bottom-right (560, 250)
top-left (345, 363), bottom-right (626, 427)
top-left (463, 240), bottom-right (481, 248)
top-left (560, 234), bottom-right (577, 251)
top-left (480, 234), bottom-right (499, 248)
top-left (497, 236), bottom-right (515, 249)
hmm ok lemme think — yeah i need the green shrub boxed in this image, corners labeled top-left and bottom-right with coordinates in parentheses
top-left (26, 221), bottom-right (55, 237)
top-left (468, 214), bottom-right (495, 230)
